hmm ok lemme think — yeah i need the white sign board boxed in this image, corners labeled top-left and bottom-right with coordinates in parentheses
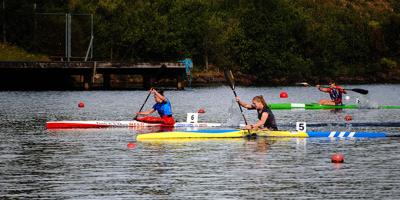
top-left (296, 122), bottom-right (307, 132)
top-left (186, 113), bottom-right (198, 123)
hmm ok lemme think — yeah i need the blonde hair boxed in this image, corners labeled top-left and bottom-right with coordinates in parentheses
top-left (252, 95), bottom-right (267, 108)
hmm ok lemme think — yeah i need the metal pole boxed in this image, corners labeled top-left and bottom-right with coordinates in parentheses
top-left (84, 36), bottom-right (93, 61)
top-left (90, 14), bottom-right (93, 59)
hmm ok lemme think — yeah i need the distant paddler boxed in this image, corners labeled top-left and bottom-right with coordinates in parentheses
top-left (316, 81), bottom-right (346, 106)
top-left (136, 88), bottom-right (175, 125)
top-left (235, 95), bottom-right (278, 130)
top-left (178, 53), bottom-right (193, 87)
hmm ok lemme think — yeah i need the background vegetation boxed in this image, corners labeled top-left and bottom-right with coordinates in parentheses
top-left (2, 0), bottom-right (400, 84)
top-left (0, 43), bottom-right (49, 61)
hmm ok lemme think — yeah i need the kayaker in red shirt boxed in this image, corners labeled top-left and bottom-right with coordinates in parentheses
top-left (317, 81), bottom-right (346, 106)
top-left (136, 88), bottom-right (175, 125)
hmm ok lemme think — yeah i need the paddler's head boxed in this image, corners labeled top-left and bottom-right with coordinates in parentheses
top-left (328, 80), bottom-right (336, 88)
top-left (153, 89), bottom-right (165, 103)
top-left (252, 95), bottom-right (267, 110)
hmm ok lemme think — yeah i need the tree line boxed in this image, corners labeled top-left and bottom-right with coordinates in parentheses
top-left (2, 0), bottom-right (400, 84)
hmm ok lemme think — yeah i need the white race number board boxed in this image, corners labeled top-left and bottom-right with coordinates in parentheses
top-left (296, 122), bottom-right (307, 132)
top-left (187, 113), bottom-right (198, 123)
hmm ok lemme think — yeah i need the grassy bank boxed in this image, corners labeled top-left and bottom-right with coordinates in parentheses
top-left (0, 43), bottom-right (49, 61)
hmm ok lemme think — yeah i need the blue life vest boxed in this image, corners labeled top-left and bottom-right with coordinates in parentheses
top-left (152, 99), bottom-right (173, 117)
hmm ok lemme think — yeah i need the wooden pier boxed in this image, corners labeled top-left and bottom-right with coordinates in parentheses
top-left (0, 61), bottom-right (186, 90)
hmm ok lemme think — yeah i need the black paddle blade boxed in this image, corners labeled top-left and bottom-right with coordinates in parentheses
top-left (224, 69), bottom-right (235, 90)
top-left (350, 88), bottom-right (368, 95)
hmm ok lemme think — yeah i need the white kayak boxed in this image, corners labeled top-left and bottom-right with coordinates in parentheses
top-left (46, 120), bottom-right (222, 129)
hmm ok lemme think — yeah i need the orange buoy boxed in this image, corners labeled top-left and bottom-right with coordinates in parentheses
top-left (279, 91), bottom-right (288, 98)
top-left (78, 101), bottom-right (85, 108)
top-left (344, 115), bottom-right (352, 121)
top-left (198, 108), bottom-right (205, 113)
top-left (331, 153), bottom-right (344, 163)
top-left (127, 142), bottom-right (136, 149)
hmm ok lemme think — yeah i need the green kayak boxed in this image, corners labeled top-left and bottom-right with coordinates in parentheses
top-left (268, 103), bottom-right (400, 110)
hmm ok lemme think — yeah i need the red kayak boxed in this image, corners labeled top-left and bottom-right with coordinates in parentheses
top-left (46, 120), bottom-right (222, 129)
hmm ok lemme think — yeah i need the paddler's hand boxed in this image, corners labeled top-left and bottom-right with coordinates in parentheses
top-left (243, 124), bottom-right (253, 130)
top-left (149, 88), bottom-right (156, 94)
top-left (235, 96), bottom-right (240, 102)
top-left (316, 84), bottom-right (320, 88)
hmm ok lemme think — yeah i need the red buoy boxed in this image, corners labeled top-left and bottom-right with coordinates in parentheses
top-left (127, 142), bottom-right (136, 149)
top-left (198, 108), bottom-right (205, 113)
top-left (331, 153), bottom-right (344, 163)
top-left (279, 91), bottom-right (288, 98)
top-left (78, 101), bottom-right (85, 108)
top-left (344, 115), bottom-right (352, 121)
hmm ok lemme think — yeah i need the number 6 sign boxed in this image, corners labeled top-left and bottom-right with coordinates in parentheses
top-left (186, 113), bottom-right (198, 123)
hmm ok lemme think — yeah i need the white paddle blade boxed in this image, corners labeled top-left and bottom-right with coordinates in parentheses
top-left (224, 69), bottom-right (235, 90)
top-left (296, 82), bottom-right (310, 87)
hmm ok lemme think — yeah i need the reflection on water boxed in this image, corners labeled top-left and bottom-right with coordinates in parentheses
top-left (1, 85), bottom-right (400, 199)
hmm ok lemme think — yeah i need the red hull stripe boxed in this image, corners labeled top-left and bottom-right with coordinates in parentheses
top-left (46, 122), bottom-right (114, 129)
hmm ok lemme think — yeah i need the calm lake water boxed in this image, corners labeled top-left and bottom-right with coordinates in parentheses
top-left (1, 84), bottom-right (400, 199)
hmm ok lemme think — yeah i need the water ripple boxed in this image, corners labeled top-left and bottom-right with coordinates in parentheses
top-left (1, 85), bottom-right (400, 199)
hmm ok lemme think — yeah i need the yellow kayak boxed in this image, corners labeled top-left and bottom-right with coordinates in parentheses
top-left (136, 129), bottom-right (308, 140)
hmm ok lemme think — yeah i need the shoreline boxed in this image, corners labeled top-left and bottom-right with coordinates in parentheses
top-left (188, 70), bottom-right (400, 86)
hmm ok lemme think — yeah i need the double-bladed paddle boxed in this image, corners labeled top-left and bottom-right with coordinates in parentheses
top-left (296, 82), bottom-right (368, 95)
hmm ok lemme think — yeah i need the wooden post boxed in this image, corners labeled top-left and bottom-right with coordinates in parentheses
top-left (83, 73), bottom-right (91, 90)
top-left (92, 61), bottom-right (97, 85)
top-left (177, 75), bottom-right (184, 90)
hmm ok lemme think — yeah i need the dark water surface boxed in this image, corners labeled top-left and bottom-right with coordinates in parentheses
top-left (1, 84), bottom-right (400, 199)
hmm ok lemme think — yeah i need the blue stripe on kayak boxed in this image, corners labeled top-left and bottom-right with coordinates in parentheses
top-left (352, 132), bottom-right (386, 138)
top-left (307, 131), bottom-right (386, 138)
top-left (182, 129), bottom-right (238, 134)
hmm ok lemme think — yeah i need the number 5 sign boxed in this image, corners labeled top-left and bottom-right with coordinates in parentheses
top-left (296, 122), bottom-right (307, 132)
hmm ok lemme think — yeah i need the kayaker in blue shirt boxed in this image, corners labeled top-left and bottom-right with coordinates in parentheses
top-left (136, 88), bottom-right (175, 125)
top-left (236, 95), bottom-right (278, 130)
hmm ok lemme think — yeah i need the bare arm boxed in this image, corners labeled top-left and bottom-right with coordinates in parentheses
top-left (152, 89), bottom-right (166, 102)
top-left (136, 108), bottom-right (155, 116)
top-left (316, 85), bottom-right (330, 93)
top-left (235, 97), bottom-right (254, 109)
top-left (254, 112), bottom-right (268, 129)
top-left (243, 112), bottom-right (269, 130)
top-left (337, 86), bottom-right (347, 94)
